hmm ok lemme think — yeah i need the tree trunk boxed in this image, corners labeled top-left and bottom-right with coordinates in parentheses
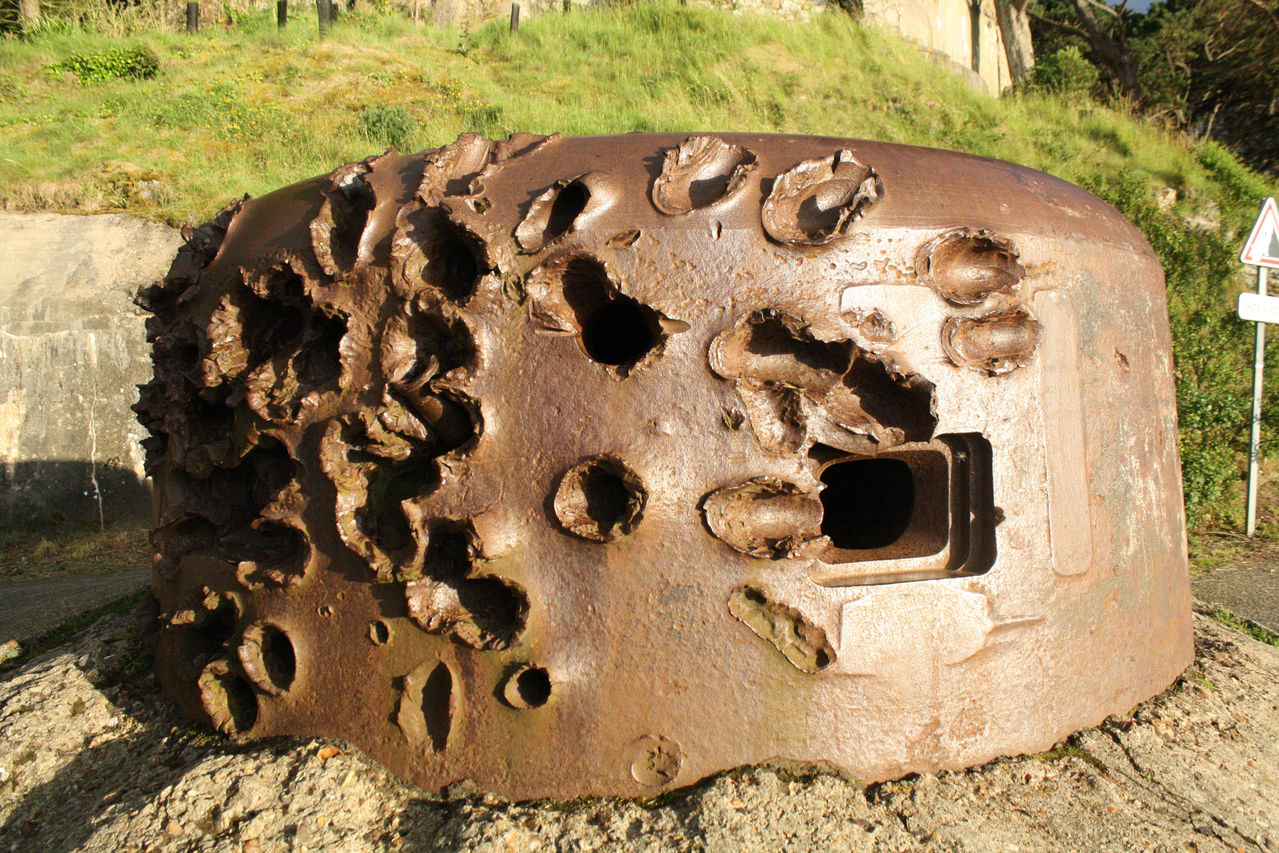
top-left (18, 0), bottom-right (39, 28)
top-left (994, 0), bottom-right (1035, 85)
top-left (1071, 0), bottom-right (1140, 99)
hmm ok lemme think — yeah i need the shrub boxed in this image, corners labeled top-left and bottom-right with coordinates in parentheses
top-left (357, 104), bottom-right (415, 150)
top-left (49, 46), bottom-right (159, 84)
top-left (1028, 47), bottom-right (1099, 98)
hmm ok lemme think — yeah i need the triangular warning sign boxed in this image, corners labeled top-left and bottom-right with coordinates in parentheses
top-left (1241, 198), bottom-right (1279, 268)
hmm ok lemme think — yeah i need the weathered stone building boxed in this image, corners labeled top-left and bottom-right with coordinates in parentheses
top-left (861, 0), bottom-right (1020, 93)
top-left (722, 0), bottom-right (1023, 92)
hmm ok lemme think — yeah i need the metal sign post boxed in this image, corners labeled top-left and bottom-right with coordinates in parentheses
top-left (1247, 266), bottom-right (1269, 536)
top-left (1237, 197), bottom-right (1279, 535)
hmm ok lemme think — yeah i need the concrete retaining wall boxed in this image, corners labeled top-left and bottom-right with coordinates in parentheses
top-left (0, 212), bottom-right (182, 529)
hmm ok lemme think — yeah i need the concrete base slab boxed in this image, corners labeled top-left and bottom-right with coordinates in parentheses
top-left (0, 610), bottom-right (1275, 850)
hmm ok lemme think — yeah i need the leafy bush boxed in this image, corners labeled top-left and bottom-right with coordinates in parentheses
top-left (357, 104), bottom-right (415, 149)
top-left (1028, 47), bottom-right (1099, 98)
top-left (48, 46), bottom-right (159, 84)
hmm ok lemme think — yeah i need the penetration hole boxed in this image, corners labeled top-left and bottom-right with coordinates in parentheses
top-left (224, 675), bottom-right (257, 732)
top-left (741, 313), bottom-right (851, 374)
top-left (246, 442), bottom-right (295, 513)
top-left (581, 467), bottom-right (631, 531)
top-left (260, 626), bottom-right (296, 691)
top-left (842, 357), bottom-right (937, 444)
top-left (238, 623), bottom-right (297, 695)
top-left (560, 257), bottom-right (661, 369)
top-left (545, 181), bottom-right (590, 243)
top-left (581, 300), bottom-right (657, 367)
top-left (296, 312), bottom-right (346, 388)
top-left (182, 599), bottom-right (237, 674)
top-left (422, 662), bottom-right (452, 752)
top-left (552, 457), bottom-right (646, 543)
top-left (187, 398), bottom-right (236, 454)
top-left (503, 665), bottom-right (551, 709)
top-left (820, 458), bottom-right (914, 550)
top-left (152, 516), bottom-right (216, 576)
top-left (456, 576), bottom-right (529, 647)
top-left (423, 219), bottom-right (483, 303)
top-left (413, 391), bottom-right (480, 454)
top-left (369, 620), bottom-right (390, 645)
top-left (330, 177), bottom-right (375, 271)
top-left (240, 291), bottom-right (306, 369)
top-left (200, 666), bottom-right (260, 735)
top-left (220, 520), bottom-right (305, 564)
top-left (405, 314), bottom-right (476, 385)
top-left (515, 667), bottom-right (551, 707)
top-left (424, 523), bottom-right (472, 582)
top-left (359, 460), bottom-right (441, 556)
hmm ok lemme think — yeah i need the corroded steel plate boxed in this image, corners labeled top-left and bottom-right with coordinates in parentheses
top-left (138, 133), bottom-right (1194, 799)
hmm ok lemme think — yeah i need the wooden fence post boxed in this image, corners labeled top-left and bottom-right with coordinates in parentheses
top-left (509, 2), bottom-right (519, 33)
top-left (186, 1), bottom-right (199, 32)
top-left (277, 0), bottom-right (287, 27)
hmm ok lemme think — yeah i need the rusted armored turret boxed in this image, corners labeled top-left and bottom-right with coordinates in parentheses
top-left (137, 133), bottom-right (1193, 799)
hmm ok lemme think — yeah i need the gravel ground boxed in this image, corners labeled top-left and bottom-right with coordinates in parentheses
top-left (0, 608), bottom-right (1275, 853)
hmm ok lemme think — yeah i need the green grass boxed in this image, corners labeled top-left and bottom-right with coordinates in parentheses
top-left (0, 521), bottom-right (149, 579)
top-left (1200, 604), bottom-right (1279, 647)
top-left (0, 4), bottom-right (1257, 225)
top-left (3, 2), bottom-right (1278, 532)
top-left (1185, 666), bottom-right (1219, 692)
top-left (1029, 739), bottom-right (1107, 772)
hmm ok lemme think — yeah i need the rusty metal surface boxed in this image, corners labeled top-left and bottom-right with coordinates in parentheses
top-left (137, 132), bottom-right (1194, 800)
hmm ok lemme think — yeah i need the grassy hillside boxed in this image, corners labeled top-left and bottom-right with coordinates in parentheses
top-left (0, 5), bottom-right (1248, 222)
top-left (1, 2), bottom-right (1276, 533)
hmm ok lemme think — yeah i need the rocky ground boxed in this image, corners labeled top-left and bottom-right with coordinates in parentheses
top-left (0, 607), bottom-right (1275, 853)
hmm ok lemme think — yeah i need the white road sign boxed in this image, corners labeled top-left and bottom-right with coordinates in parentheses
top-left (1241, 198), bottom-right (1279, 537)
top-left (1240, 197), bottom-right (1279, 268)
top-left (1239, 291), bottom-right (1279, 324)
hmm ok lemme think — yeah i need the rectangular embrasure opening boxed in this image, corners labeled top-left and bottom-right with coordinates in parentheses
top-left (810, 433), bottom-right (996, 586)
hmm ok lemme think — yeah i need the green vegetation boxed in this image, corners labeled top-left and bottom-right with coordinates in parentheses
top-left (1, 2), bottom-right (1277, 531)
top-left (1185, 666), bottom-right (1219, 691)
top-left (47, 44), bottom-right (158, 82)
top-left (358, 102), bottom-right (416, 149)
top-left (1027, 46), bottom-right (1099, 97)
top-left (1032, 0), bottom-right (1279, 174)
top-left (1029, 739), bottom-right (1106, 772)
top-left (1201, 604), bottom-right (1279, 647)
top-left (0, 5), bottom-right (1231, 221)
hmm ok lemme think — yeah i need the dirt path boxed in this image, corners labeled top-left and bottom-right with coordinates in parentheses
top-left (0, 608), bottom-right (1275, 852)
